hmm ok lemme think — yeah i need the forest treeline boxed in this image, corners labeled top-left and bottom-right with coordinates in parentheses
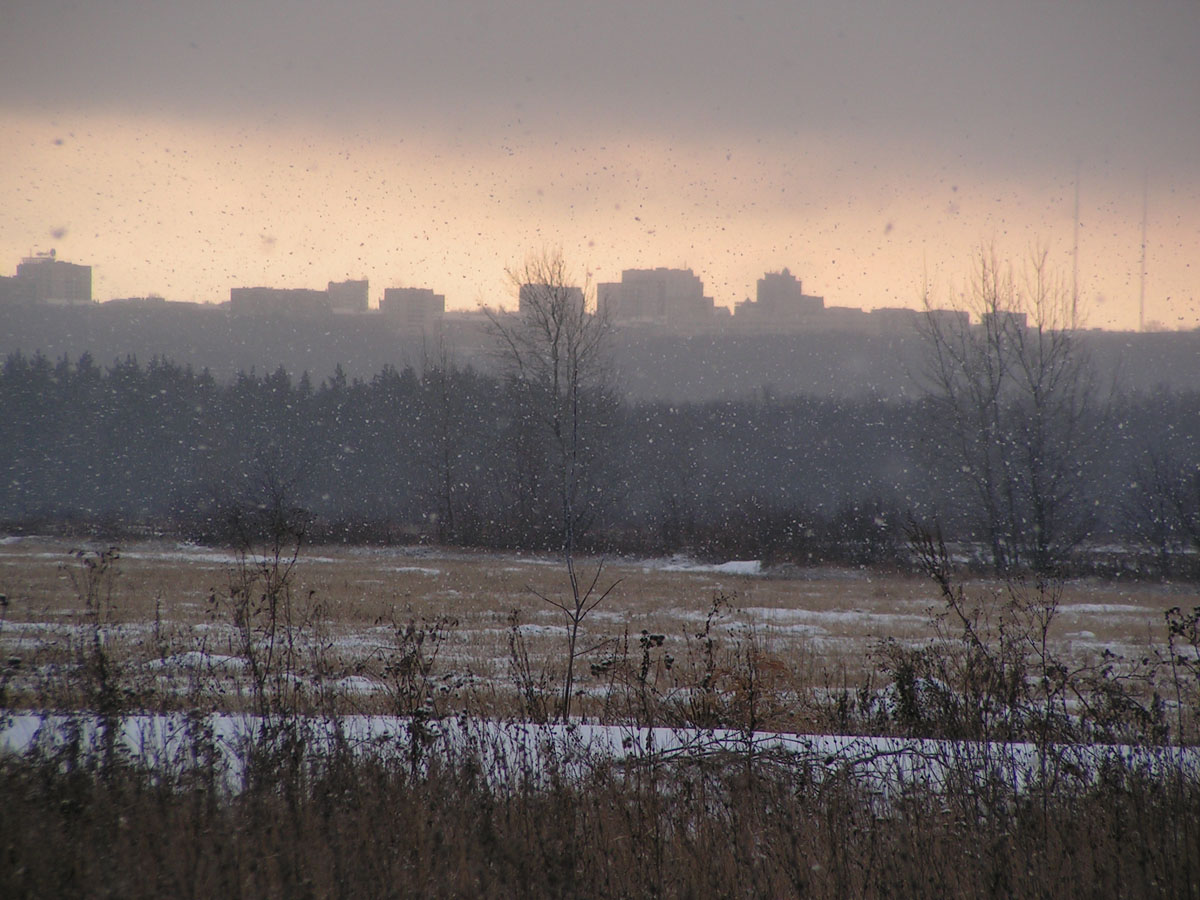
top-left (2, 351), bottom-right (1198, 573)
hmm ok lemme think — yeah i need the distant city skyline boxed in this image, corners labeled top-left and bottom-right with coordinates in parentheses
top-left (3, 2), bottom-right (1197, 331)
top-left (2, 241), bottom-right (1193, 336)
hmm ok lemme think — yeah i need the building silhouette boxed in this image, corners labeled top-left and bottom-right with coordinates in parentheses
top-left (229, 278), bottom-right (370, 317)
top-left (381, 287), bottom-right (445, 329)
top-left (0, 251), bottom-right (91, 305)
top-left (328, 279), bottom-right (369, 313)
top-left (598, 268), bottom-right (714, 327)
top-left (518, 282), bottom-right (585, 316)
top-left (734, 268), bottom-right (824, 323)
top-left (230, 286), bottom-right (331, 317)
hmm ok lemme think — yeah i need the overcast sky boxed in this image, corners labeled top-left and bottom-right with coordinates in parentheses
top-left (2, 0), bottom-right (1197, 328)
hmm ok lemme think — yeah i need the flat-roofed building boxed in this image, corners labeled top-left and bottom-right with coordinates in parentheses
top-left (755, 268), bottom-right (823, 318)
top-left (518, 282), bottom-right (584, 316)
top-left (327, 279), bottom-right (369, 313)
top-left (598, 267), bottom-right (713, 327)
top-left (11, 253), bottom-right (92, 305)
top-left (230, 286), bottom-right (331, 317)
top-left (0, 275), bottom-right (37, 306)
top-left (869, 307), bottom-right (925, 335)
top-left (919, 308), bottom-right (971, 333)
top-left (381, 286), bottom-right (445, 330)
top-left (734, 268), bottom-right (825, 328)
top-left (980, 310), bottom-right (1029, 333)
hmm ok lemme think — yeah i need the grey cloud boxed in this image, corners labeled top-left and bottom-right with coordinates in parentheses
top-left (3, 0), bottom-right (1198, 175)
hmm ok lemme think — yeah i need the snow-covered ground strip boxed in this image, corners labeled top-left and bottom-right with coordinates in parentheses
top-left (388, 566), bottom-right (443, 576)
top-left (116, 547), bottom-right (245, 566)
top-left (1059, 603), bottom-right (1148, 616)
top-left (145, 651), bottom-right (246, 672)
top-left (120, 546), bottom-right (344, 565)
top-left (643, 557), bottom-right (764, 576)
top-left (737, 606), bottom-right (928, 628)
top-left (3, 713), bottom-right (1195, 794)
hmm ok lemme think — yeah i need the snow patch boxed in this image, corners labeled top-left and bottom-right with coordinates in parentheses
top-left (145, 651), bottom-right (246, 671)
top-left (1061, 603), bottom-right (1147, 615)
top-left (649, 557), bottom-right (763, 575)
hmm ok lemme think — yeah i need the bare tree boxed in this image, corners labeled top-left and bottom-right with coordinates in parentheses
top-left (1126, 446), bottom-right (1200, 578)
top-left (1125, 447), bottom-right (1184, 578)
top-left (486, 249), bottom-right (619, 719)
top-left (918, 247), bottom-right (1104, 572)
top-left (419, 340), bottom-right (469, 544)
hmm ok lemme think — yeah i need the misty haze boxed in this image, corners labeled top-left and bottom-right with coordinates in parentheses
top-left (2, 2), bottom-right (1199, 897)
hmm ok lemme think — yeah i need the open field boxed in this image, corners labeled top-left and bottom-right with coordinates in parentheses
top-left (2, 535), bottom-right (1191, 731)
top-left (4, 536), bottom-right (1200, 897)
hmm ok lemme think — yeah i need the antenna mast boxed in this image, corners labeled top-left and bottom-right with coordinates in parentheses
top-left (1072, 162), bottom-right (1080, 326)
top-left (1139, 172), bottom-right (1148, 333)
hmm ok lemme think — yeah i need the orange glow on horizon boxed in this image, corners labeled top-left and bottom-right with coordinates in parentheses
top-left (2, 110), bottom-right (1196, 331)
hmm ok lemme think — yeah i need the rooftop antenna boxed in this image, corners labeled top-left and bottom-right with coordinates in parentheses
top-left (1139, 170), bottom-right (1148, 332)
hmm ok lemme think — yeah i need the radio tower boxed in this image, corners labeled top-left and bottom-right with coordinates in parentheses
top-left (1072, 162), bottom-right (1080, 326)
top-left (1139, 172), bottom-right (1148, 333)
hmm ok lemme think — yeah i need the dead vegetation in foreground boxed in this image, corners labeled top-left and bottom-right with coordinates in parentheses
top-left (2, 734), bottom-right (1197, 899)
top-left (0, 536), bottom-right (1189, 728)
top-left (1, 536), bottom-right (1199, 898)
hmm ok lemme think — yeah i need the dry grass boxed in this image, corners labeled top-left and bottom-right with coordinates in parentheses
top-left (3, 536), bottom-right (1200, 898)
top-left (1, 536), bottom-right (1188, 729)
top-left (2, 742), bottom-right (1197, 900)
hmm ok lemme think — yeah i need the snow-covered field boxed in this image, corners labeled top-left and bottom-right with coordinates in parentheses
top-left (0, 535), bottom-right (1191, 729)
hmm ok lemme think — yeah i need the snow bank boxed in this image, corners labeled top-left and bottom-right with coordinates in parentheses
top-left (648, 557), bottom-right (764, 575)
top-left (3, 713), bottom-right (1194, 795)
